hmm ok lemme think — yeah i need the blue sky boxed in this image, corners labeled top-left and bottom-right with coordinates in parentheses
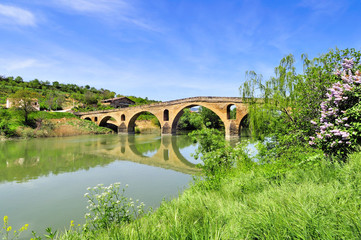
top-left (0, 0), bottom-right (360, 101)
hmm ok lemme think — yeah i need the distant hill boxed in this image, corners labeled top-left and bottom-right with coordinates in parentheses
top-left (0, 75), bottom-right (160, 111)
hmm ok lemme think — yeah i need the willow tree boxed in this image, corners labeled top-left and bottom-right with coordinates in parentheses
top-left (240, 54), bottom-right (301, 140)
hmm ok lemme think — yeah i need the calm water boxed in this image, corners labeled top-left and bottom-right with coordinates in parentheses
top-left (0, 134), bottom-right (201, 238)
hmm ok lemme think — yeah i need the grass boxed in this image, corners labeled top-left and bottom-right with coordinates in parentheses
top-left (30, 111), bottom-right (75, 119)
top-left (1, 109), bottom-right (112, 138)
top-left (57, 151), bottom-right (361, 239)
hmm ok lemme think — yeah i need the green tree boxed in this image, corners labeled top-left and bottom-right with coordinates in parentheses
top-left (177, 108), bottom-right (203, 130)
top-left (52, 81), bottom-right (60, 89)
top-left (0, 108), bottom-right (15, 136)
top-left (240, 48), bottom-right (361, 141)
top-left (240, 48), bottom-right (361, 162)
top-left (199, 107), bottom-right (224, 129)
top-left (84, 91), bottom-right (98, 105)
top-left (11, 89), bottom-right (41, 123)
top-left (14, 76), bottom-right (23, 83)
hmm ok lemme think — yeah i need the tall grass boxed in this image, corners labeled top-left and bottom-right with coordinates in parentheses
top-left (59, 152), bottom-right (361, 239)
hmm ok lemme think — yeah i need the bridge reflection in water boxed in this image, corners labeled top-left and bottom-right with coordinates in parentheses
top-left (96, 134), bottom-right (200, 175)
top-left (0, 134), bottom-right (200, 183)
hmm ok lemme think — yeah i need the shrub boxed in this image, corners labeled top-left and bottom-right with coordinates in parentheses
top-left (190, 128), bottom-right (254, 185)
top-left (309, 58), bottom-right (361, 161)
top-left (83, 183), bottom-right (144, 231)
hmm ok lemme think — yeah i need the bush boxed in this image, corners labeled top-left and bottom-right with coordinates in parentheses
top-left (190, 128), bottom-right (254, 185)
top-left (83, 183), bottom-right (144, 231)
top-left (309, 58), bottom-right (361, 161)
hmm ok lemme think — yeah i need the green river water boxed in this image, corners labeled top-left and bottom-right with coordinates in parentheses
top-left (0, 134), bottom-right (201, 239)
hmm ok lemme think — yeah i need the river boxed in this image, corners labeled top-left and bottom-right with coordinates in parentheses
top-left (0, 134), bottom-right (201, 238)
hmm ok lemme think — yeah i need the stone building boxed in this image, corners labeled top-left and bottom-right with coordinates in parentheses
top-left (101, 97), bottom-right (135, 108)
top-left (6, 98), bottom-right (40, 111)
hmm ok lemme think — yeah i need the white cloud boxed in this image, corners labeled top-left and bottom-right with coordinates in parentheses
top-left (56, 0), bottom-right (129, 14)
top-left (299, 0), bottom-right (345, 14)
top-left (0, 4), bottom-right (36, 26)
top-left (0, 58), bottom-right (52, 72)
top-left (48, 0), bottom-right (159, 31)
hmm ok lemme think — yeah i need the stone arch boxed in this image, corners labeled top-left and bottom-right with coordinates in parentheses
top-left (127, 111), bottom-right (161, 133)
top-left (121, 114), bottom-right (125, 121)
top-left (84, 117), bottom-right (91, 121)
top-left (164, 109), bottom-right (169, 121)
top-left (227, 104), bottom-right (237, 119)
top-left (99, 116), bottom-right (118, 132)
top-left (99, 116), bottom-right (112, 126)
top-left (238, 113), bottom-right (250, 137)
top-left (171, 104), bottom-right (225, 134)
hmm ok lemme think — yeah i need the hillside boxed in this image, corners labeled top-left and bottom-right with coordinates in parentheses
top-left (0, 75), bottom-right (160, 111)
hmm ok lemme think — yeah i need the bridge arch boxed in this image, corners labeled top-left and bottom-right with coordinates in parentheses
top-left (127, 111), bottom-right (161, 133)
top-left (163, 109), bottom-right (169, 121)
top-left (238, 113), bottom-right (250, 137)
top-left (99, 116), bottom-right (112, 126)
top-left (227, 104), bottom-right (237, 119)
top-left (171, 104), bottom-right (225, 134)
top-left (99, 115), bottom-right (119, 132)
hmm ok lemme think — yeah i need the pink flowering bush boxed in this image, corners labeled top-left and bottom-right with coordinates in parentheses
top-left (310, 58), bottom-right (361, 160)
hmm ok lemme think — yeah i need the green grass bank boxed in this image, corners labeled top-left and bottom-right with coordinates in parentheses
top-left (57, 150), bottom-right (361, 240)
top-left (0, 109), bottom-right (112, 139)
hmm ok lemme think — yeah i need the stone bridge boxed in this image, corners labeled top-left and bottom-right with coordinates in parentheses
top-left (75, 97), bottom-right (248, 137)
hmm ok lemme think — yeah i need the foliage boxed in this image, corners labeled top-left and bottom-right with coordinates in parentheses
top-left (0, 109), bottom-right (17, 137)
top-left (83, 183), bottom-right (144, 231)
top-left (0, 109), bottom-right (111, 138)
top-left (58, 151), bottom-right (361, 240)
top-left (127, 96), bottom-right (160, 106)
top-left (10, 89), bottom-right (41, 123)
top-left (40, 92), bottom-right (65, 110)
top-left (309, 58), bottom-right (361, 161)
top-left (199, 107), bottom-right (224, 129)
top-left (29, 111), bottom-right (75, 120)
top-left (0, 74), bottom-right (154, 112)
top-left (177, 108), bottom-right (203, 130)
top-left (189, 128), bottom-right (253, 183)
top-left (151, 117), bottom-right (160, 127)
top-left (240, 48), bottom-right (361, 161)
top-left (177, 107), bottom-right (224, 131)
top-left (72, 104), bottom-right (115, 112)
top-left (240, 48), bottom-right (361, 140)
top-left (1, 216), bottom-right (29, 240)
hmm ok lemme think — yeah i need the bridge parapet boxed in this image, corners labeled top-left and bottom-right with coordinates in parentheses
top-left (75, 97), bottom-right (244, 116)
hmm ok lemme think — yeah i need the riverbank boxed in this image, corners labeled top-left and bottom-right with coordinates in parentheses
top-left (0, 111), bottom-right (113, 139)
top-left (55, 146), bottom-right (361, 239)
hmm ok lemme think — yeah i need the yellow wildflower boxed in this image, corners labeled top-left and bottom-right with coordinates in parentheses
top-left (3, 216), bottom-right (8, 224)
top-left (7, 226), bottom-right (12, 232)
top-left (70, 220), bottom-right (74, 227)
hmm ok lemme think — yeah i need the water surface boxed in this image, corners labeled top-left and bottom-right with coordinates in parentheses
top-left (0, 134), bottom-right (200, 238)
